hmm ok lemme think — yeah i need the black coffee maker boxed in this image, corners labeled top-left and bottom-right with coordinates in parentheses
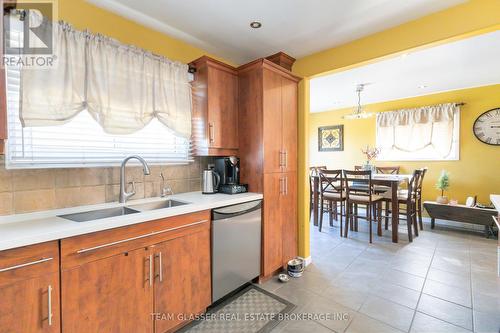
top-left (214, 156), bottom-right (247, 194)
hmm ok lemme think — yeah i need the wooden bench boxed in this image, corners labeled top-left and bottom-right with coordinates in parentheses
top-left (423, 201), bottom-right (498, 237)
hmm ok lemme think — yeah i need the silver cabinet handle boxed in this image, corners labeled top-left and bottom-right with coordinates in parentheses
top-left (279, 150), bottom-right (284, 168)
top-left (47, 285), bottom-right (53, 326)
top-left (279, 177), bottom-right (284, 195)
top-left (284, 151), bottom-right (288, 169)
top-left (0, 257), bottom-right (53, 273)
top-left (208, 123), bottom-right (215, 143)
top-left (76, 220), bottom-right (209, 254)
top-left (285, 176), bottom-right (288, 195)
top-left (147, 254), bottom-right (153, 287)
top-left (155, 252), bottom-right (163, 282)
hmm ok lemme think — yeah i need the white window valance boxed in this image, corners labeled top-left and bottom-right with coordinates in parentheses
top-left (20, 19), bottom-right (192, 138)
top-left (376, 103), bottom-right (460, 161)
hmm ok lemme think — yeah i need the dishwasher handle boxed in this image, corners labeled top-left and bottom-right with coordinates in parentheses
top-left (212, 200), bottom-right (262, 220)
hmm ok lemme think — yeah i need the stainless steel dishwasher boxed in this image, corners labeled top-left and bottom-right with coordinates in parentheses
top-left (212, 199), bottom-right (262, 303)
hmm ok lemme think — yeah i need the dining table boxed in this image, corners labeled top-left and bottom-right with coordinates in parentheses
top-left (311, 173), bottom-right (413, 243)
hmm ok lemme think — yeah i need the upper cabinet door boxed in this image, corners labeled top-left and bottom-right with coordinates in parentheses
top-left (262, 68), bottom-right (283, 174)
top-left (190, 56), bottom-right (239, 156)
top-left (207, 67), bottom-right (238, 150)
top-left (281, 77), bottom-right (298, 172)
top-left (153, 229), bottom-right (211, 333)
top-left (61, 247), bottom-right (153, 333)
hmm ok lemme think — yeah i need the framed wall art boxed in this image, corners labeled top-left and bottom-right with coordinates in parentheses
top-left (318, 125), bottom-right (344, 152)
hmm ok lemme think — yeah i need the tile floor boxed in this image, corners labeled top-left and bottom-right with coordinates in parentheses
top-left (262, 217), bottom-right (500, 333)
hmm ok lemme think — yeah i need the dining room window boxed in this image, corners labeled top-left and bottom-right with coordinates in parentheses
top-left (376, 103), bottom-right (460, 161)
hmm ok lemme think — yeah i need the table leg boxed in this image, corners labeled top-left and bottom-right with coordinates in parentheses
top-left (431, 218), bottom-right (435, 229)
top-left (391, 181), bottom-right (399, 243)
top-left (313, 176), bottom-right (319, 226)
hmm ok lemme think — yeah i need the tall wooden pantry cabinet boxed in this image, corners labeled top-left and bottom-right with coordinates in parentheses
top-left (238, 58), bottom-right (300, 278)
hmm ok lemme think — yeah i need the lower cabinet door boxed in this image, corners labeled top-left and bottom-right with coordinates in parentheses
top-left (153, 229), bottom-right (211, 333)
top-left (262, 173), bottom-right (284, 277)
top-left (61, 247), bottom-right (153, 333)
top-left (281, 172), bottom-right (298, 266)
top-left (0, 272), bottom-right (60, 333)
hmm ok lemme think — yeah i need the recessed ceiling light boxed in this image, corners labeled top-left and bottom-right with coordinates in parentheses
top-left (250, 21), bottom-right (262, 29)
top-left (401, 53), bottom-right (410, 58)
top-left (418, 85), bottom-right (428, 89)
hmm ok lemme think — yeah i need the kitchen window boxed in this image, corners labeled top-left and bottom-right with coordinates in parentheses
top-left (4, 14), bottom-right (192, 169)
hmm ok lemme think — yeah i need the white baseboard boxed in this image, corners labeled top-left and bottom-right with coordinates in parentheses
top-left (298, 256), bottom-right (312, 266)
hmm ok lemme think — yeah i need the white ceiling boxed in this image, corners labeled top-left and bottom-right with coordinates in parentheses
top-left (310, 30), bottom-right (500, 113)
top-left (87, 0), bottom-right (464, 64)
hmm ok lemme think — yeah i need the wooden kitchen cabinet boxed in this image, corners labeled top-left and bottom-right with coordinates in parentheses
top-left (262, 173), bottom-right (284, 276)
top-left (0, 241), bottom-right (60, 333)
top-left (262, 172), bottom-right (298, 276)
top-left (281, 172), bottom-right (298, 266)
top-left (61, 247), bottom-right (153, 333)
top-left (238, 57), bottom-right (300, 278)
top-left (60, 210), bottom-right (211, 333)
top-left (262, 67), bottom-right (298, 174)
top-left (153, 229), bottom-right (211, 333)
top-left (190, 56), bottom-right (239, 156)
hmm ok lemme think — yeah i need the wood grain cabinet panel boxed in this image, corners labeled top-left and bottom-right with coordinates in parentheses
top-left (238, 57), bottom-right (300, 279)
top-left (262, 173), bottom-right (284, 276)
top-left (262, 69), bottom-right (283, 174)
top-left (0, 242), bottom-right (60, 333)
top-left (281, 78), bottom-right (298, 173)
top-left (190, 56), bottom-right (238, 156)
top-left (281, 172), bottom-right (298, 266)
top-left (153, 229), bottom-right (211, 333)
top-left (0, 272), bottom-right (60, 333)
top-left (61, 247), bottom-right (153, 333)
top-left (60, 212), bottom-right (211, 333)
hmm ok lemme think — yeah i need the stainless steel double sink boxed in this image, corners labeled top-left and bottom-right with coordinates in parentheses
top-left (58, 199), bottom-right (188, 222)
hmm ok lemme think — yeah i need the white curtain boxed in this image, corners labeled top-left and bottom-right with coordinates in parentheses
top-left (21, 21), bottom-right (87, 126)
top-left (154, 59), bottom-right (192, 139)
top-left (20, 20), bottom-right (192, 137)
top-left (377, 103), bottom-right (459, 159)
top-left (86, 35), bottom-right (155, 134)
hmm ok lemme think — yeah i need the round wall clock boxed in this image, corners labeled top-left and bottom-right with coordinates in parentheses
top-left (473, 108), bottom-right (500, 146)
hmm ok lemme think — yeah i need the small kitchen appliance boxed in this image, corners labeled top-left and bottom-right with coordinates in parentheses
top-left (202, 168), bottom-right (220, 194)
top-left (214, 156), bottom-right (247, 194)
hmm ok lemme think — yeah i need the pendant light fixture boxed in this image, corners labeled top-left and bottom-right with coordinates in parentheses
top-left (343, 84), bottom-right (374, 120)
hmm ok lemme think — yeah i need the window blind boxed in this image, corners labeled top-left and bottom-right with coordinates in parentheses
top-left (5, 18), bottom-right (193, 169)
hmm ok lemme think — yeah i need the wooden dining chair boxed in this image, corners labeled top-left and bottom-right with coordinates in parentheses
top-left (376, 166), bottom-right (400, 174)
top-left (415, 167), bottom-right (428, 230)
top-left (318, 170), bottom-right (345, 234)
top-left (309, 166), bottom-right (327, 214)
top-left (382, 169), bottom-right (423, 242)
top-left (343, 170), bottom-right (384, 243)
top-left (374, 166), bottom-right (400, 194)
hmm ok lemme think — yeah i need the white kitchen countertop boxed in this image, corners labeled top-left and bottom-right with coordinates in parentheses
top-left (0, 191), bottom-right (263, 251)
top-left (491, 194), bottom-right (500, 213)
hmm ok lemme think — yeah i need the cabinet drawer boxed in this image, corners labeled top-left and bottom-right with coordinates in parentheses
top-left (61, 210), bottom-right (210, 269)
top-left (0, 241), bottom-right (59, 287)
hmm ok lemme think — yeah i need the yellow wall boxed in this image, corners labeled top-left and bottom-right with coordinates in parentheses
top-left (309, 85), bottom-right (500, 205)
top-left (58, 0), bottom-right (230, 65)
top-left (293, 0), bottom-right (500, 259)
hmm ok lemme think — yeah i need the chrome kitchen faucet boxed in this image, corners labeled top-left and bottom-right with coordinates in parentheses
top-left (119, 155), bottom-right (151, 203)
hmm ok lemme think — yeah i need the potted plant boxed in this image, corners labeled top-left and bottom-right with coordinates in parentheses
top-left (435, 170), bottom-right (450, 204)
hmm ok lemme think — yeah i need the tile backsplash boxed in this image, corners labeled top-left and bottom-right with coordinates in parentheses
top-left (0, 156), bottom-right (207, 215)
